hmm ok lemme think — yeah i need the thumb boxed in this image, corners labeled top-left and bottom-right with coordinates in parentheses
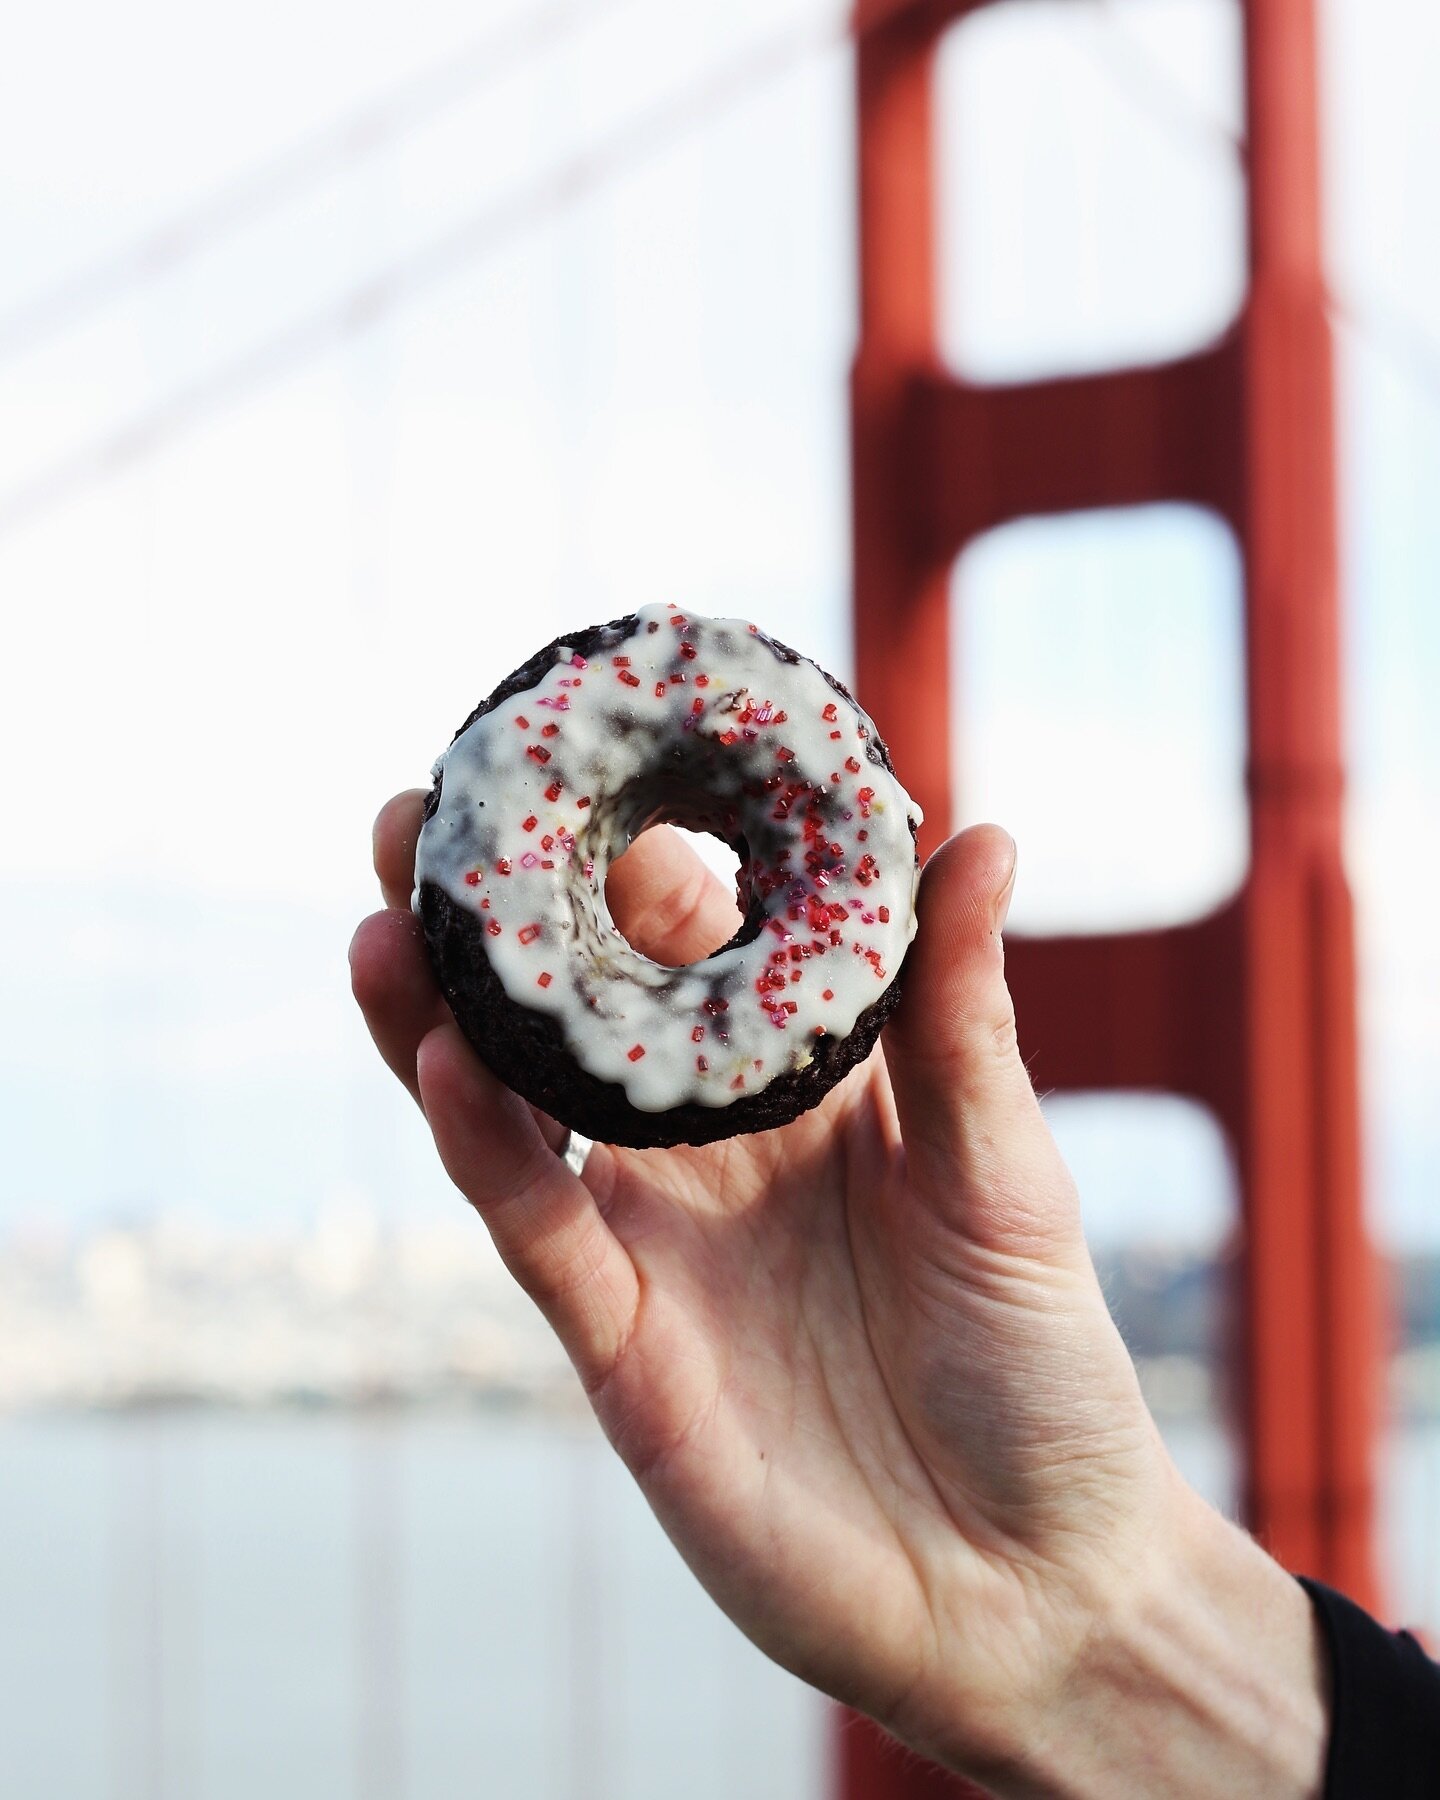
top-left (883, 826), bottom-right (1083, 1254)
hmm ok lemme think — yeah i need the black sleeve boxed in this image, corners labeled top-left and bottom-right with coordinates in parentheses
top-left (1296, 1576), bottom-right (1440, 1798)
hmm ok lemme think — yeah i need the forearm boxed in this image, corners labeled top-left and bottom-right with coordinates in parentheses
top-left (975, 1481), bottom-right (1330, 1800)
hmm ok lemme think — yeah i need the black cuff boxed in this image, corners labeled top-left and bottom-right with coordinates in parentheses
top-left (1297, 1576), bottom-right (1440, 1798)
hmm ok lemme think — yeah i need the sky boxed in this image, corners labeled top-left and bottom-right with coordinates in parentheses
top-left (0, 0), bottom-right (1438, 1254)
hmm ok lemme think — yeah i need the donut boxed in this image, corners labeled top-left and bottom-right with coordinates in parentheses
top-left (413, 605), bottom-right (922, 1149)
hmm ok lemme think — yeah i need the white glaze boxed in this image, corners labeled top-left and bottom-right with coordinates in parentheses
top-left (414, 605), bottom-right (922, 1113)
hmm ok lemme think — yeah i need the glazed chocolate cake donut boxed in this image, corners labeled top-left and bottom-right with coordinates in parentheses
top-left (413, 605), bottom-right (922, 1149)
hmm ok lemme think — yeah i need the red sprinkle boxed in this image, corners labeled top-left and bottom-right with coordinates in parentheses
top-left (496, 858), bottom-right (512, 876)
top-left (618, 670), bottom-right (641, 688)
top-left (829, 730), bottom-right (842, 741)
top-left (522, 815), bottom-right (537, 833)
top-left (518, 925), bottom-right (541, 945)
top-left (515, 716), bottom-right (529, 729)
top-left (537, 971), bottom-right (553, 988)
top-left (545, 781), bottom-right (563, 802)
top-left (814, 1026), bottom-right (827, 1038)
top-left (541, 722), bottom-right (560, 738)
top-left (696, 1055), bottom-right (709, 1073)
top-left (821, 702), bottom-right (838, 722)
top-left (878, 905), bottom-right (891, 923)
top-left (527, 744), bottom-right (552, 764)
top-left (691, 1026), bottom-right (705, 1043)
top-left (613, 656), bottom-right (631, 667)
top-left (576, 796), bottom-right (590, 809)
top-left (822, 988), bottom-right (834, 1001)
top-left (679, 641), bottom-right (699, 661)
top-left (486, 919), bottom-right (502, 936)
top-left (464, 869), bottom-right (483, 886)
top-left (655, 682), bottom-right (667, 699)
top-left (695, 674), bottom-right (710, 688)
top-left (845, 756), bottom-right (862, 774)
top-left (627, 1044), bottom-right (646, 1062)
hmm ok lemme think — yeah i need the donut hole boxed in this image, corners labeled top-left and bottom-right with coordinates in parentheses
top-left (605, 823), bottom-right (746, 965)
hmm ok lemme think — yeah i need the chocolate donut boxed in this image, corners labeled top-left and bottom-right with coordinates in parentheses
top-left (414, 605), bottom-right (922, 1149)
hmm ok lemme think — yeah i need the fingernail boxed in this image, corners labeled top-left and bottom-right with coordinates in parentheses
top-left (995, 839), bottom-right (1017, 933)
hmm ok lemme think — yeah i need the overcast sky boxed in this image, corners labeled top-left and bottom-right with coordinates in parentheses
top-left (0, 0), bottom-right (1437, 1251)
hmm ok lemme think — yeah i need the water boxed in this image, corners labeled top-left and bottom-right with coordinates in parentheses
top-left (0, 1410), bottom-right (1434, 1800)
top-left (0, 1410), bottom-right (824, 1800)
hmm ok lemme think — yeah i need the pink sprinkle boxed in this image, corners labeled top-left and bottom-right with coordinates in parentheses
top-left (520, 853), bottom-right (538, 870)
top-left (570, 653), bottom-right (586, 668)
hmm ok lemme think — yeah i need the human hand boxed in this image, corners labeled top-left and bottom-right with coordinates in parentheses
top-left (351, 795), bottom-right (1329, 1797)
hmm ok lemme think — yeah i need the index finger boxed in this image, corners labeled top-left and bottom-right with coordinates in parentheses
top-left (373, 789), bottom-right (428, 910)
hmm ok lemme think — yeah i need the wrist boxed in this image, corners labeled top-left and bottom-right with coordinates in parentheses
top-left (975, 1473), bottom-right (1331, 1800)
